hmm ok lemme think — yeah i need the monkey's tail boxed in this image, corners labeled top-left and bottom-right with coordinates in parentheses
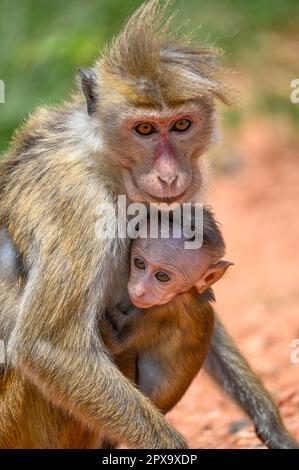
top-left (204, 313), bottom-right (299, 449)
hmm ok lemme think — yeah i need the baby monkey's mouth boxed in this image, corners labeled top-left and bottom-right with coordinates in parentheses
top-left (130, 294), bottom-right (174, 310)
top-left (129, 295), bottom-right (153, 310)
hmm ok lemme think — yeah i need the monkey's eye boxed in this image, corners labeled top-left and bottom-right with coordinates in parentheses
top-left (171, 119), bottom-right (192, 132)
top-left (155, 271), bottom-right (171, 283)
top-left (134, 257), bottom-right (146, 270)
top-left (135, 123), bottom-right (156, 136)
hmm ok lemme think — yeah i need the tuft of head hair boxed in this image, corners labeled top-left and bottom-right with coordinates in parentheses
top-left (98, 0), bottom-right (233, 107)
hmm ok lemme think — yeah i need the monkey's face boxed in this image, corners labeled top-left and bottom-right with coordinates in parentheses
top-left (128, 238), bottom-right (208, 309)
top-left (99, 98), bottom-right (216, 204)
top-left (128, 256), bottom-right (183, 309)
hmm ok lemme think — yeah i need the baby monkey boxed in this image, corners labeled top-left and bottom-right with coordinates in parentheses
top-left (103, 208), bottom-right (233, 414)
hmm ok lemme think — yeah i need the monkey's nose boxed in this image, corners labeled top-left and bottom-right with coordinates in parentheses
top-left (158, 174), bottom-right (178, 188)
top-left (133, 285), bottom-right (146, 298)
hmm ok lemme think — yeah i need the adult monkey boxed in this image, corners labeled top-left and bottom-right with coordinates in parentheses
top-left (0, 0), bottom-right (297, 448)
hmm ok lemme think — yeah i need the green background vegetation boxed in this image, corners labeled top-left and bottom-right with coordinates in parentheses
top-left (0, 0), bottom-right (299, 154)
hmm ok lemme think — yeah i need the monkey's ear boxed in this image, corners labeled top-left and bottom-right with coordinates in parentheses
top-left (79, 67), bottom-right (97, 115)
top-left (195, 260), bottom-right (234, 294)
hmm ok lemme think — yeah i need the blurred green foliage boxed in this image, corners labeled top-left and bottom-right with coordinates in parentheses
top-left (0, 0), bottom-right (299, 153)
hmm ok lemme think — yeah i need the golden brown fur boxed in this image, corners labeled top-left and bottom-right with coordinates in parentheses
top-left (104, 290), bottom-right (215, 414)
top-left (99, 0), bottom-right (232, 107)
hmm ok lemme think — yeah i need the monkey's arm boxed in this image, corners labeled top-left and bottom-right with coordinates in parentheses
top-left (7, 257), bottom-right (187, 449)
top-left (205, 314), bottom-right (299, 449)
top-left (107, 299), bottom-right (206, 407)
top-left (138, 342), bottom-right (204, 414)
top-left (137, 298), bottom-right (215, 414)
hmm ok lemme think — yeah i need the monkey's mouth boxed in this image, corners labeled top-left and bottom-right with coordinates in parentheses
top-left (122, 169), bottom-right (192, 205)
top-left (143, 190), bottom-right (188, 206)
top-left (130, 296), bottom-right (153, 309)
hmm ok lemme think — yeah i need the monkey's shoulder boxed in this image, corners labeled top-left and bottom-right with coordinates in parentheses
top-left (2, 100), bottom-right (101, 179)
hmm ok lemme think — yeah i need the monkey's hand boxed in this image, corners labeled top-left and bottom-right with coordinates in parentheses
top-left (106, 304), bottom-right (146, 354)
top-left (108, 306), bottom-right (129, 333)
top-left (109, 296), bottom-right (143, 332)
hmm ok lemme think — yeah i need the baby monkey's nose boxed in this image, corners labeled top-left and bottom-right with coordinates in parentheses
top-left (128, 282), bottom-right (146, 301)
top-left (133, 285), bottom-right (146, 298)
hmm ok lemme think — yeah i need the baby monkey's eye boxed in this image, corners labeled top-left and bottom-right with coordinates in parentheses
top-left (155, 271), bottom-right (171, 283)
top-left (135, 123), bottom-right (156, 136)
top-left (171, 119), bottom-right (192, 132)
top-left (134, 257), bottom-right (146, 270)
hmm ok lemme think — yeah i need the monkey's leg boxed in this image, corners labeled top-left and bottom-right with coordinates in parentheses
top-left (205, 315), bottom-right (299, 449)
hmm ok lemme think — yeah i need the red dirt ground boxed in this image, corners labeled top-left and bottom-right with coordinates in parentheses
top-left (167, 118), bottom-right (299, 448)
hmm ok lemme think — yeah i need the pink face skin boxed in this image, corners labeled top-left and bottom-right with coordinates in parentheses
top-left (121, 106), bottom-right (206, 204)
top-left (100, 99), bottom-right (214, 204)
top-left (128, 237), bottom-right (232, 309)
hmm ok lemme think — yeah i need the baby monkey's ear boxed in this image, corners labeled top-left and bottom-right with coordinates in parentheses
top-left (195, 260), bottom-right (234, 294)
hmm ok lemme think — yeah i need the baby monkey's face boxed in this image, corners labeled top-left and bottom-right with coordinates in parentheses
top-left (128, 238), bottom-right (232, 309)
